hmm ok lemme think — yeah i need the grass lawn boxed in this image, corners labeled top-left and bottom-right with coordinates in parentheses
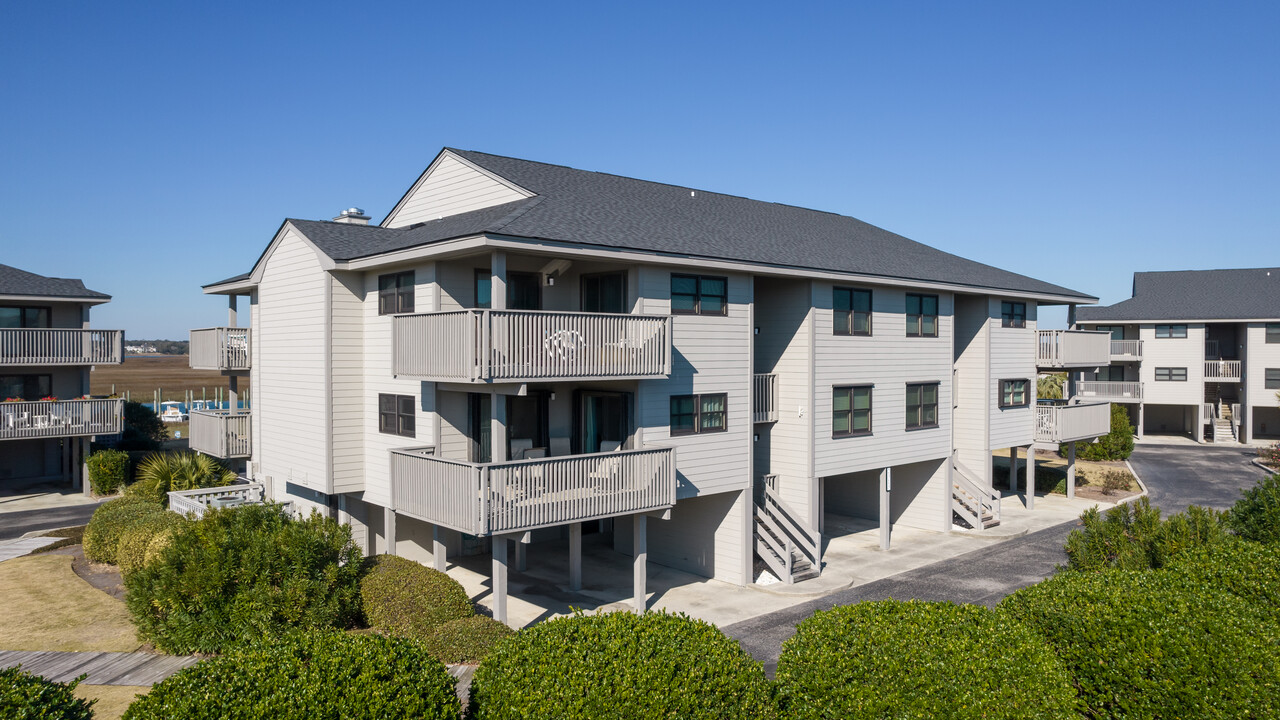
top-left (75, 685), bottom-right (150, 720)
top-left (0, 554), bottom-right (140, 652)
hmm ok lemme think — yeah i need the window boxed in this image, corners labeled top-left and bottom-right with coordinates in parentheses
top-left (999, 379), bottom-right (1029, 408)
top-left (670, 393), bottom-right (728, 435)
top-left (1096, 325), bottom-right (1125, 341)
top-left (832, 385), bottom-right (872, 437)
top-left (1266, 369), bottom-right (1280, 390)
top-left (905, 382), bottom-right (940, 429)
top-left (377, 272), bottom-right (414, 315)
top-left (833, 288), bottom-right (872, 336)
top-left (1154, 367), bottom-right (1187, 382)
top-left (905, 294), bottom-right (939, 337)
top-left (671, 274), bottom-right (727, 316)
top-left (0, 306), bottom-right (51, 329)
top-left (1267, 324), bottom-right (1280, 344)
top-left (0, 374), bottom-right (52, 401)
top-left (1155, 324), bottom-right (1187, 338)
top-left (1105, 365), bottom-right (1125, 382)
top-left (378, 394), bottom-right (416, 437)
top-left (1001, 302), bottom-right (1026, 329)
top-left (475, 270), bottom-right (541, 310)
top-left (581, 272), bottom-right (626, 314)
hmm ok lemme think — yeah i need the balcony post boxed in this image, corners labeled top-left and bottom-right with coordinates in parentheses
top-left (1066, 442), bottom-right (1076, 500)
top-left (493, 536), bottom-right (509, 625)
top-left (228, 295), bottom-right (237, 327)
top-left (228, 375), bottom-right (238, 408)
top-left (491, 391), bottom-right (508, 462)
top-left (568, 522), bottom-right (582, 591)
top-left (491, 251), bottom-right (507, 310)
top-left (633, 513), bottom-right (647, 612)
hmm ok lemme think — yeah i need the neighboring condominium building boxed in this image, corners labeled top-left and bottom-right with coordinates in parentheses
top-left (0, 264), bottom-right (124, 489)
top-left (1075, 268), bottom-right (1280, 444)
top-left (191, 148), bottom-right (1108, 622)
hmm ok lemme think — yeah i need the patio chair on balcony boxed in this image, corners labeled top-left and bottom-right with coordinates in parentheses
top-left (550, 437), bottom-right (571, 457)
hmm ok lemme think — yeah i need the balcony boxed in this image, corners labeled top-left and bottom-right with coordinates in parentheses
top-left (1204, 359), bottom-right (1242, 382)
top-left (1035, 401), bottom-right (1111, 443)
top-left (1075, 381), bottom-right (1143, 403)
top-left (393, 310), bottom-right (671, 382)
top-left (389, 446), bottom-right (676, 536)
top-left (168, 482), bottom-right (268, 518)
top-left (0, 329), bottom-right (123, 366)
top-left (189, 328), bottom-right (251, 371)
top-left (1036, 330), bottom-right (1111, 369)
top-left (0, 399), bottom-right (124, 441)
top-left (753, 373), bottom-right (778, 423)
top-left (189, 410), bottom-right (252, 459)
top-left (1110, 339), bottom-right (1143, 361)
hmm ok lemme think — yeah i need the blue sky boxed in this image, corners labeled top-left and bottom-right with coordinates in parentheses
top-left (2, 1), bottom-right (1277, 338)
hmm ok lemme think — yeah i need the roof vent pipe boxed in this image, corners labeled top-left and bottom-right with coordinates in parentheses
top-left (333, 207), bottom-right (370, 225)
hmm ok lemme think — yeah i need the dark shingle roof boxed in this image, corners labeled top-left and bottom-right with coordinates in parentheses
top-left (0, 264), bottom-right (110, 300)
top-left (1077, 268), bottom-right (1280, 322)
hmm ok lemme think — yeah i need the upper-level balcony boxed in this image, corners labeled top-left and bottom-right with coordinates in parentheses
top-left (0, 329), bottom-right (123, 366)
top-left (0, 399), bottom-right (124, 441)
top-left (1204, 359), bottom-right (1242, 382)
top-left (389, 446), bottom-right (676, 536)
top-left (189, 328), bottom-right (251, 372)
top-left (189, 409), bottom-right (252, 459)
top-left (1110, 339), bottom-right (1143, 361)
top-left (392, 310), bottom-right (671, 383)
top-left (1035, 401), bottom-right (1111, 443)
top-left (1075, 381), bottom-right (1143, 403)
top-left (1036, 330), bottom-right (1111, 369)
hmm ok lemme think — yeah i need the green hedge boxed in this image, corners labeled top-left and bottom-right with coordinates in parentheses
top-left (999, 568), bottom-right (1280, 719)
top-left (87, 449), bottom-right (131, 496)
top-left (422, 615), bottom-right (513, 664)
top-left (1062, 403), bottom-right (1134, 460)
top-left (0, 666), bottom-right (94, 720)
top-left (469, 610), bottom-right (775, 719)
top-left (125, 504), bottom-right (363, 654)
top-left (1063, 497), bottom-right (1226, 571)
top-left (116, 511), bottom-right (189, 577)
top-left (359, 554), bottom-right (472, 639)
top-left (1165, 538), bottom-right (1280, 623)
top-left (1227, 473), bottom-right (1280, 544)
top-left (774, 600), bottom-right (1077, 720)
top-left (83, 497), bottom-right (167, 565)
top-left (122, 631), bottom-right (458, 720)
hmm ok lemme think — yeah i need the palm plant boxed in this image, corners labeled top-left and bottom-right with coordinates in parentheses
top-left (130, 451), bottom-right (235, 505)
top-left (1037, 373), bottom-right (1065, 401)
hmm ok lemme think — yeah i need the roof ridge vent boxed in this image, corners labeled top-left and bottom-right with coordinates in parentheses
top-left (333, 207), bottom-right (370, 225)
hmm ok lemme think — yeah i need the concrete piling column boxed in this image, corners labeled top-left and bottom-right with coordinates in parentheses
top-left (1008, 446), bottom-right (1018, 493)
top-left (879, 467), bottom-right (891, 551)
top-left (1066, 442), bottom-right (1077, 500)
top-left (432, 525), bottom-right (446, 572)
top-left (633, 514), bottom-right (647, 612)
top-left (569, 522), bottom-right (582, 591)
top-left (493, 538), bottom-right (508, 625)
top-left (1026, 446), bottom-right (1035, 510)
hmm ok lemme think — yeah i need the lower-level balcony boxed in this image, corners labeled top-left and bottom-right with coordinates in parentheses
top-left (189, 410), bottom-right (252, 459)
top-left (0, 399), bottom-right (123, 441)
top-left (390, 446), bottom-right (676, 536)
top-left (1075, 381), bottom-right (1143, 403)
top-left (1035, 401), bottom-right (1111, 443)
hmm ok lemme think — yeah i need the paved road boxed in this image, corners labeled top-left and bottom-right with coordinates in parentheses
top-left (0, 502), bottom-right (102, 541)
top-left (725, 444), bottom-right (1270, 674)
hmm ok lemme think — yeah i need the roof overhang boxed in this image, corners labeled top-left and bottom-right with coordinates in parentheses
top-left (1077, 317), bottom-right (1280, 324)
top-left (0, 293), bottom-right (111, 305)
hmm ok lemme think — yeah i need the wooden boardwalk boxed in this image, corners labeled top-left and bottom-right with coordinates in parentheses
top-left (0, 650), bottom-right (199, 686)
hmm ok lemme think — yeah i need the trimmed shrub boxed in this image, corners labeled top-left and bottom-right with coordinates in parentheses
top-left (1165, 538), bottom-right (1280, 623)
top-left (116, 511), bottom-right (189, 577)
top-left (469, 610), bottom-right (775, 719)
top-left (0, 666), bottom-right (94, 720)
top-left (127, 451), bottom-right (235, 506)
top-left (125, 504), bottom-right (363, 654)
top-left (122, 631), bottom-right (458, 720)
top-left (82, 497), bottom-right (166, 565)
top-left (1063, 497), bottom-right (1226, 571)
top-left (775, 600), bottom-right (1077, 720)
top-left (422, 615), bottom-right (513, 664)
top-left (360, 554), bottom-right (472, 639)
top-left (999, 569), bottom-right (1280, 719)
top-left (86, 448), bottom-right (131, 496)
top-left (1227, 473), bottom-right (1280, 544)
top-left (1063, 403), bottom-right (1134, 460)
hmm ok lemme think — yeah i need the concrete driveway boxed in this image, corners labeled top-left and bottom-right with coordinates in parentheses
top-left (725, 443), bottom-right (1271, 674)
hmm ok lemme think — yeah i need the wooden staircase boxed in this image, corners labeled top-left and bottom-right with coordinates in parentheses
top-left (1212, 402), bottom-right (1236, 444)
top-left (754, 484), bottom-right (821, 584)
top-left (952, 455), bottom-right (1001, 530)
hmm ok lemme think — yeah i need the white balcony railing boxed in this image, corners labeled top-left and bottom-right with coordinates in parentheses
top-left (393, 310), bottom-right (671, 382)
top-left (1036, 330), bottom-right (1111, 368)
top-left (1204, 360), bottom-right (1242, 382)
top-left (753, 373), bottom-right (778, 423)
top-left (1075, 381), bottom-right (1143, 403)
top-left (0, 399), bottom-right (124, 440)
top-left (1035, 401), bottom-right (1111, 443)
top-left (168, 483), bottom-right (268, 519)
top-left (189, 410), bottom-right (252, 458)
top-left (0, 329), bottom-right (123, 366)
top-left (390, 446), bottom-right (676, 536)
top-left (189, 328), bottom-right (251, 371)
top-left (1110, 339), bottom-right (1143, 360)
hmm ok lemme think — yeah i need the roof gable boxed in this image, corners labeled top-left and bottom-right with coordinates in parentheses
top-left (382, 149), bottom-right (533, 229)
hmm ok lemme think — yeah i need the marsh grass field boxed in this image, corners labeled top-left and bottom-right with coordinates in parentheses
top-left (90, 355), bottom-right (248, 403)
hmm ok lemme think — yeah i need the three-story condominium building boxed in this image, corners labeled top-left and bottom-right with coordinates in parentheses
top-left (195, 148), bottom-right (1106, 622)
top-left (1075, 268), bottom-right (1280, 444)
top-left (0, 264), bottom-right (124, 490)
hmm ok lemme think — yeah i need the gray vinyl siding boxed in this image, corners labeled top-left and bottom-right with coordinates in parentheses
top-left (637, 266), bottom-right (751, 499)
top-left (331, 272), bottom-right (365, 494)
top-left (1246, 323), bottom-right (1280, 413)
top-left (822, 458), bottom-right (947, 532)
top-left (952, 295), bottom-right (990, 484)
top-left (384, 153), bottom-right (528, 229)
top-left (812, 283), bottom-right (953, 478)
top-left (615, 489), bottom-right (750, 585)
top-left (988, 298), bottom-right (1037, 450)
top-left (1140, 323), bottom-right (1204, 405)
top-left (753, 279), bottom-right (813, 514)
top-left (255, 228), bottom-right (330, 495)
